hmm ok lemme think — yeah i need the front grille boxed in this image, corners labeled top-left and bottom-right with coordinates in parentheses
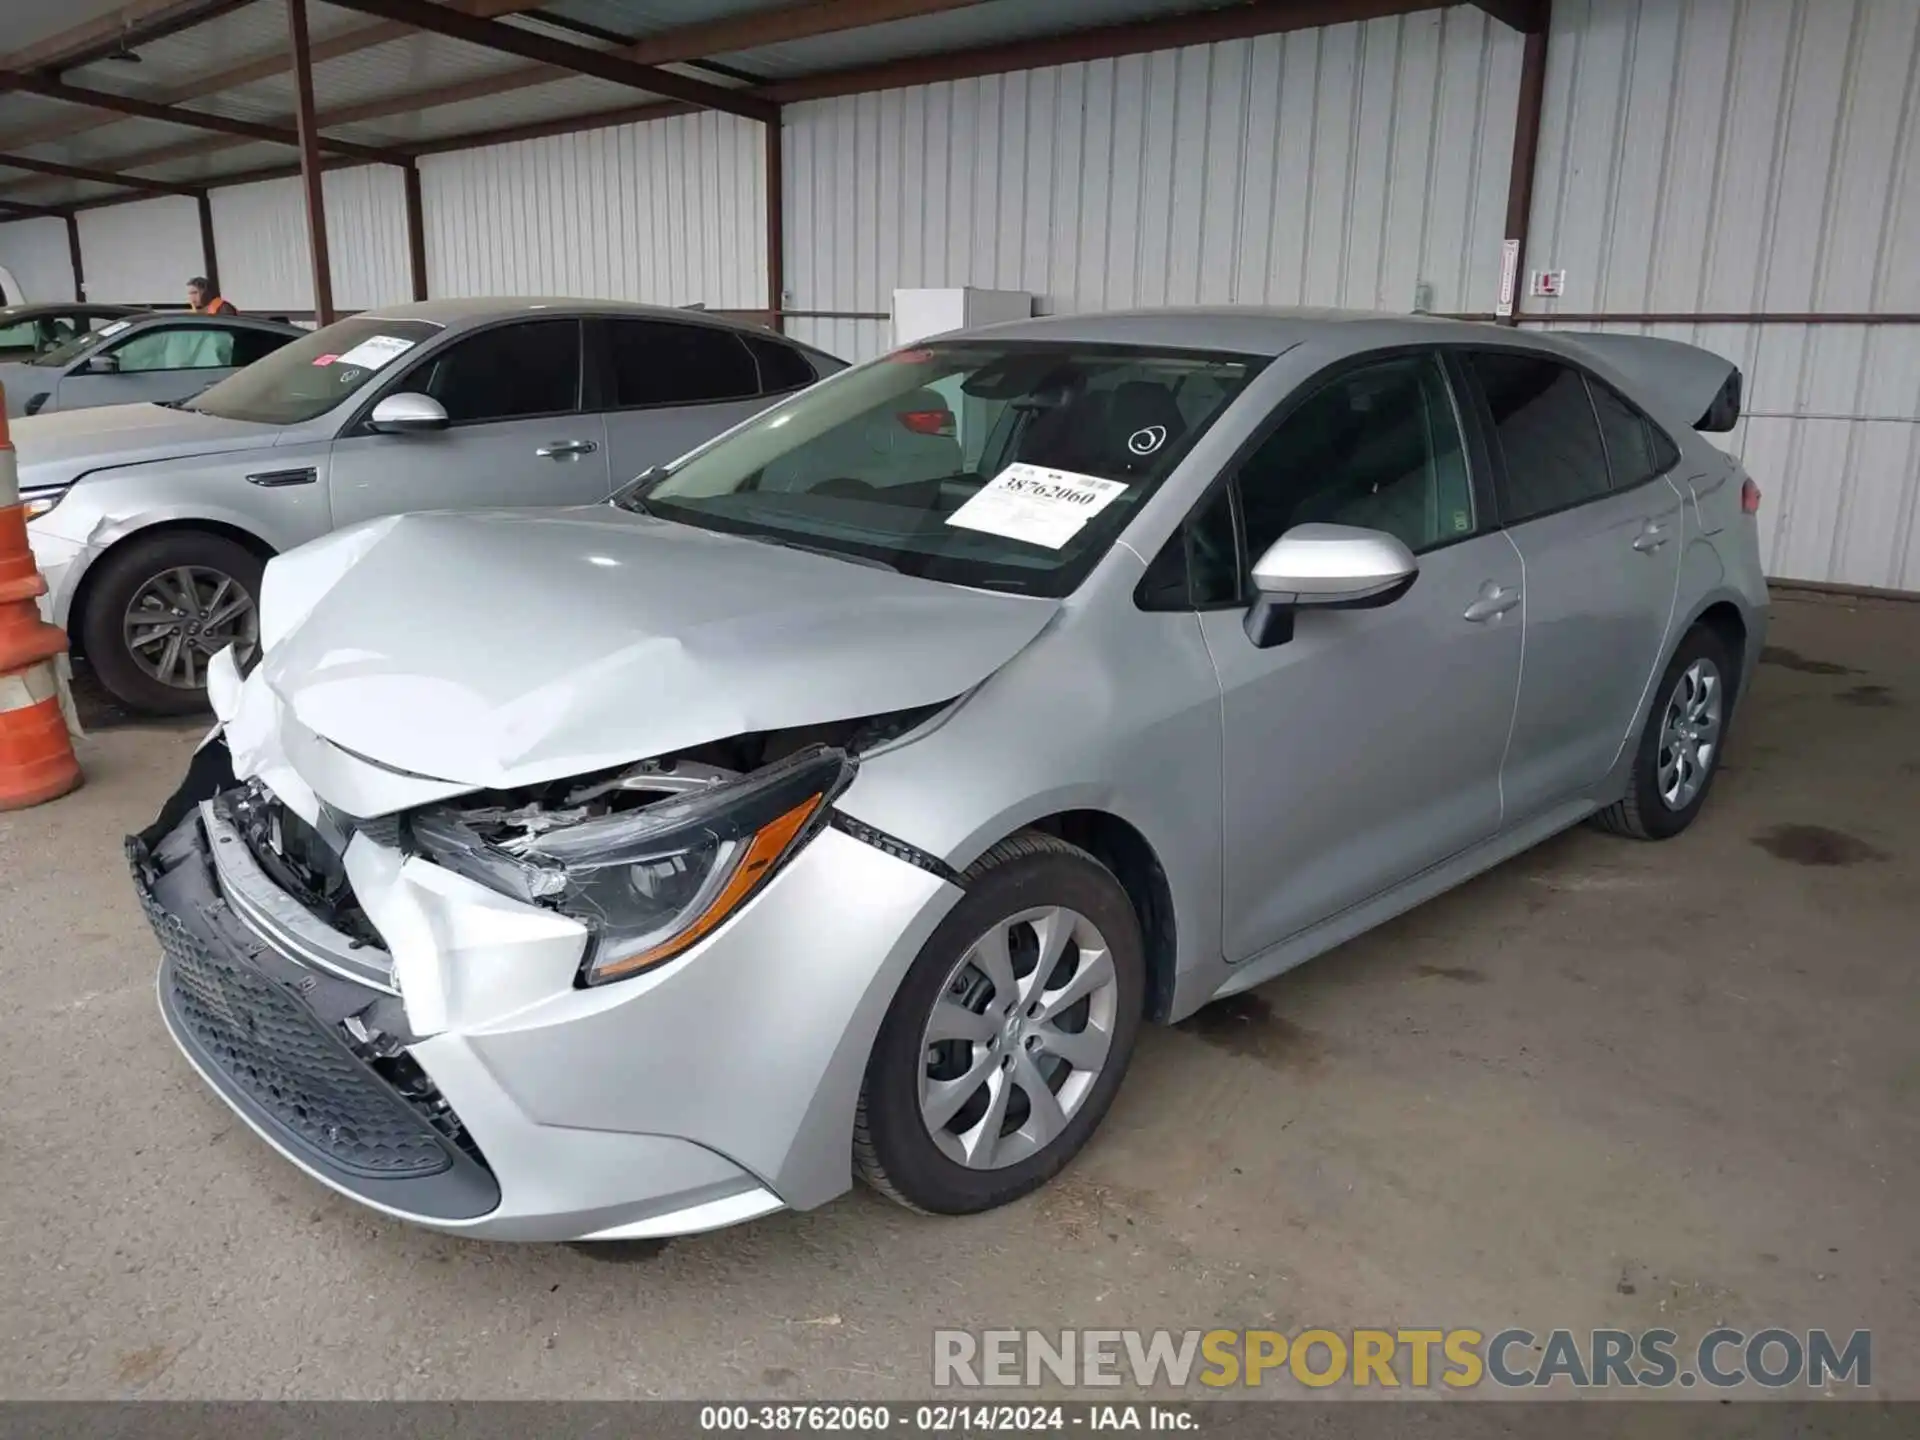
top-left (134, 858), bottom-right (456, 1182)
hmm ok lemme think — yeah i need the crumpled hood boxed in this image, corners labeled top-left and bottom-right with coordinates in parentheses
top-left (257, 507), bottom-right (1059, 789)
top-left (9, 400), bottom-right (279, 483)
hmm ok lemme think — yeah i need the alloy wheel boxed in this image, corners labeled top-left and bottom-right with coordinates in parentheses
top-left (1657, 656), bottom-right (1723, 811)
top-left (123, 565), bottom-right (258, 691)
top-left (918, 905), bottom-right (1118, 1171)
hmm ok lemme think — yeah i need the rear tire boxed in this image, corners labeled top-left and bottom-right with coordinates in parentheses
top-left (80, 531), bottom-right (265, 717)
top-left (1593, 624), bottom-right (1735, 840)
top-left (854, 831), bottom-right (1145, 1215)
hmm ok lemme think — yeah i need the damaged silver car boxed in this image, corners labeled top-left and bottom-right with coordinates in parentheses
top-left (132, 310), bottom-right (1768, 1241)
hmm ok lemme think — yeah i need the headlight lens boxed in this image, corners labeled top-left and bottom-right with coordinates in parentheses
top-left (21, 485), bottom-right (68, 521)
top-left (411, 746), bottom-right (854, 985)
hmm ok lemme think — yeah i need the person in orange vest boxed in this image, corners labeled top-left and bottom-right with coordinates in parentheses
top-left (186, 276), bottom-right (237, 315)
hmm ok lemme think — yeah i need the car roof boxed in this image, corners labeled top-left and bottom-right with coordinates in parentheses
top-left (349, 296), bottom-right (786, 339)
top-left (956, 306), bottom-right (1592, 360)
top-left (0, 302), bottom-right (144, 319)
top-left (105, 311), bottom-right (303, 334)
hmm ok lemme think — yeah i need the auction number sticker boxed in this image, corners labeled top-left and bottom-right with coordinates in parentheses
top-left (331, 334), bottom-right (417, 370)
top-left (945, 463), bottom-right (1129, 550)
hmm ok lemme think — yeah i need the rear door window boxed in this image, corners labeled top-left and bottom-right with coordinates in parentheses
top-left (606, 319), bottom-right (759, 407)
top-left (743, 332), bottom-right (818, 395)
top-left (1587, 378), bottom-right (1680, 489)
top-left (1467, 352), bottom-right (1613, 523)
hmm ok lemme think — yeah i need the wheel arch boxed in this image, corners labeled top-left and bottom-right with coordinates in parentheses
top-left (1020, 809), bottom-right (1179, 1024)
top-left (1690, 598), bottom-right (1750, 696)
top-left (66, 518), bottom-right (277, 659)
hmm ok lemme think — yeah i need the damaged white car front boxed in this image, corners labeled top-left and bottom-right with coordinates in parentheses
top-left (133, 656), bottom-right (968, 1240)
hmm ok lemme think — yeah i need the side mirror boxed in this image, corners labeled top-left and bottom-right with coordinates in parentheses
top-left (83, 352), bottom-right (120, 375)
top-left (1244, 524), bottom-right (1419, 648)
top-left (368, 392), bottom-right (449, 435)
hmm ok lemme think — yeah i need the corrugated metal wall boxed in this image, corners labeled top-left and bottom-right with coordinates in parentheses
top-left (780, 8), bottom-right (1526, 362)
top-left (74, 196), bottom-right (204, 304)
top-left (1525, 0), bottom-right (1920, 590)
top-left (416, 109), bottom-right (766, 308)
top-left (209, 165), bottom-right (413, 312)
top-left (0, 217), bottom-right (74, 304)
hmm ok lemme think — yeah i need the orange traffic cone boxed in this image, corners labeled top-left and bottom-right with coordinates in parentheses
top-left (0, 385), bottom-right (83, 809)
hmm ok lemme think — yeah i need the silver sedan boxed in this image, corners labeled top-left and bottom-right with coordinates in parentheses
top-left (0, 312), bottom-right (302, 417)
top-left (19, 298), bottom-right (842, 714)
top-left (133, 309), bottom-right (1767, 1240)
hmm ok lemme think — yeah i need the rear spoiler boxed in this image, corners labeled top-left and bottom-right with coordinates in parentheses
top-left (1553, 332), bottom-right (1742, 432)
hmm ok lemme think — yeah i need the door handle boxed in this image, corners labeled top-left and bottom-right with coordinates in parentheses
top-left (1462, 584), bottom-right (1521, 623)
top-left (1631, 522), bottom-right (1669, 552)
top-left (536, 440), bottom-right (598, 459)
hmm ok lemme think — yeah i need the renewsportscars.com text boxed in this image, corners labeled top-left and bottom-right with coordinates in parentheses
top-left (932, 1327), bottom-right (1871, 1391)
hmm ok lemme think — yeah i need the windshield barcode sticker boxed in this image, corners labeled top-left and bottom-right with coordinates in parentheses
top-left (945, 464), bottom-right (1130, 550)
top-left (332, 334), bottom-right (417, 370)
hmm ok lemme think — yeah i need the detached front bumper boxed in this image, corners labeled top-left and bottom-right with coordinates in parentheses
top-left (132, 739), bottom-right (958, 1242)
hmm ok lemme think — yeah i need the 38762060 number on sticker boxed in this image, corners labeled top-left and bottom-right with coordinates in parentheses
top-left (944, 464), bottom-right (1131, 550)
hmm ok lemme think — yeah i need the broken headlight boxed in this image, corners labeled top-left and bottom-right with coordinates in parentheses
top-left (410, 746), bottom-right (854, 985)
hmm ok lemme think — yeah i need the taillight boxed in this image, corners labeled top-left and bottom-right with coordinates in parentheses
top-left (897, 408), bottom-right (955, 437)
top-left (1741, 478), bottom-right (1761, 514)
top-left (23, 392), bottom-right (48, 415)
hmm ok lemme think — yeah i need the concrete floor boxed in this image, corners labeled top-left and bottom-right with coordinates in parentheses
top-left (0, 591), bottom-right (1915, 1401)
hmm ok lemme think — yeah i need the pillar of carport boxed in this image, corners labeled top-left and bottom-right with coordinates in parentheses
top-left (286, 0), bottom-right (336, 326)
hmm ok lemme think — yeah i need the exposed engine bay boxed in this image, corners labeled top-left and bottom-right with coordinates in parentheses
top-left (213, 700), bottom-right (950, 992)
top-left (404, 700), bottom-right (947, 869)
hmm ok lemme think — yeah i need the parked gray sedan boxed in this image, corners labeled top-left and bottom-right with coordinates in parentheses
top-left (133, 308), bottom-right (1768, 1240)
top-left (0, 302), bottom-right (146, 361)
top-left (19, 298), bottom-right (842, 712)
top-left (0, 312), bottom-right (303, 417)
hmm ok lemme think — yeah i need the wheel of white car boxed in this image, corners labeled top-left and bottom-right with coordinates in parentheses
top-left (81, 530), bottom-right (265, 716)
top-left (854, 831), bottom-right (1145, 1214)
top-left (1594, 623), bottom-right (1736, 841)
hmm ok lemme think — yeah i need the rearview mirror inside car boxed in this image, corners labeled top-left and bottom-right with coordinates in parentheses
top-left (368, 392), bottom-right (450, 435)
top-left (1244, 524), bottom-right (1419, 649)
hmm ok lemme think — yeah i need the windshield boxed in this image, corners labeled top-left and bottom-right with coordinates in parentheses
top-left (31, 317), bottom-right (135, 367)
top-left (185, 317), bottom-right (441, 425)
top-left (624, 342), bottom-right (1263, 597)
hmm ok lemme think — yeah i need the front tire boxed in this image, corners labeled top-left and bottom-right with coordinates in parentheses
top-left (854, 831), bottom-right (1146, 1214)
top-left (80, 531), bottom-right (264, 716)
top-left (1593, 624), bottom-right (1735, 840)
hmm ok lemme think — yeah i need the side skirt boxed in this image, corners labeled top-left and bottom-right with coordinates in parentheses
top-left (1196, 797), bottom-right (1598, 1011)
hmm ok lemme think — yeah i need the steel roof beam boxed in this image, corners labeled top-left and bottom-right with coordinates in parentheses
top-left (0, 0), bottom-right (230, 74)
top-left (318, 0), bottom-right (778, 123)
top-left (1470, 0), bottom-right (1549, 33)
top-left (0, 151), bottom-right (199, 196)
top-left (43, 0), bottom-right (260, 74)
top-left (0, 2), bottom-right (538, 158)
top-left (0, 73), bottom-right (406, 165)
